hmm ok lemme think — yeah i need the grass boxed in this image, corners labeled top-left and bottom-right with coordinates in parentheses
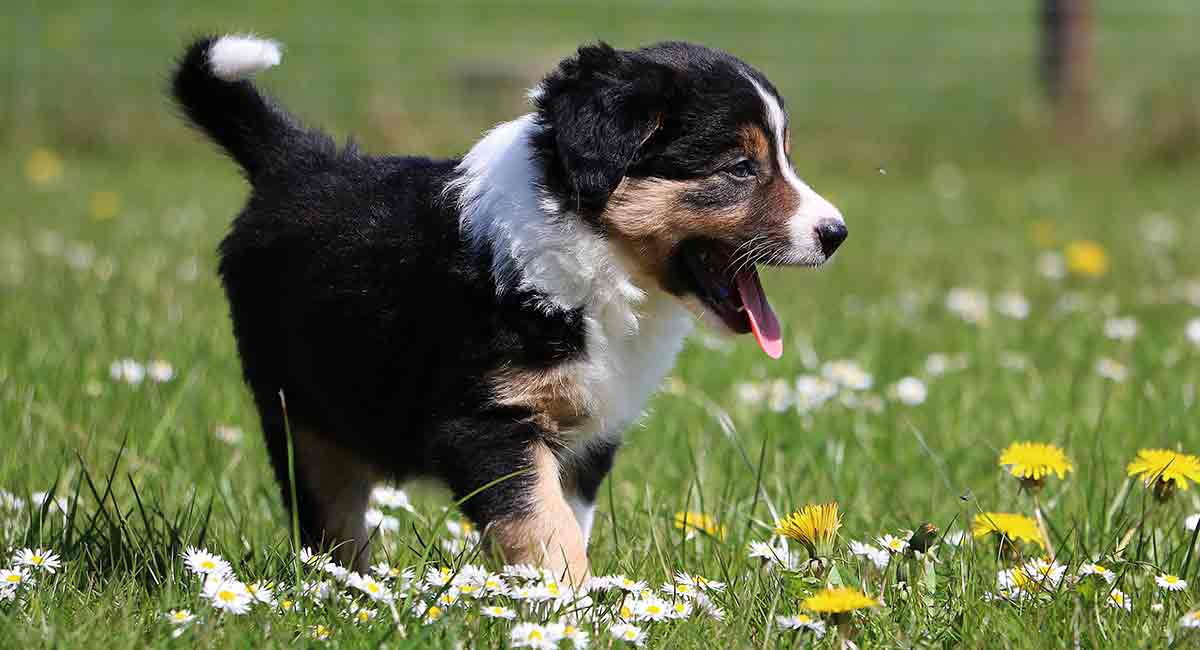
top-left (2, 1), bottom-right (1200, 647)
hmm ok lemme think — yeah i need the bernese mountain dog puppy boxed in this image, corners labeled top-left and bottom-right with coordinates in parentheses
top-left (172, 34), bottom-right (846, 584)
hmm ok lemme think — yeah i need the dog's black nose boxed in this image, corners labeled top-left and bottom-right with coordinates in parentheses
top-left (815, 219), bottom-right (848, 257)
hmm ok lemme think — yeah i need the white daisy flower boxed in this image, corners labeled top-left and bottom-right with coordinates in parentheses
top-left (370, 485), bottom-right (415, 512)
top-left (1156, 573), bottom-right (1188, 591)
top-left (13, 548), bottom-right (62, 574)
top-left (147, 360), bottom-right (175, 383)
top-left (776, 613), bottom-right (826, 637)
top-left (1152, 602), bottom-right (1165, 612)
top-left (301, 580), bottom-right (335, 601)
top-left (347, 605), bottom-right (377, 624)
top-left (503, 564), bottom-right (548, 581)
top-left (1186, 513), bottom-right (1200, 532)
top-left (610, 622), bottom-right (646, 646)
top-left (165, 609), bottom-right (195, 625)
top-left (822, 359), bottom-right (873, 390)
top-left (794, 375), bottom-right (838, 412)
top-left (943, 529), bottom-right (967, 547)
top-left (747, 539), bottom-right (789, 566)
top-left (435, 588), bottom-right (461, 608)
top-left (311, 624), bottom-right (333, 640)
top-left (945, 287), bottom-right (989, 325)
top-left (614, 576), bottom-right (647, 593)
top-left (511, 622), bottom-right (558, 649)
top-left (995, 291), bottom-right (1031, 320)
top-left (878, 534), bottom-right (909, 554)
top-left (245, 582), bottom-right (275, 604)
top-left (425, 566), bottom-right (454, 588)
top-left (1187, 318), bottom-right (1200, 347)
top-left (349, 573), bottom-right (393, 602)
top-left (633, 596), bottom-right (672, 622)
top-left (481, 605), bottom-right (516, 620)
top-left (891, 377), bottom-right (927, 405)
top-left (1107, 589), bottom-right (1132, 612)
top-left (481, 573), bottom-right (509, 596)
top-left (445, 519), bottom-right (476, 539)
top-left (30, 491), bottom-right (69, 515)
top-left (203, 577), bottom-right (252, 615)
top-left (1181, 610), bottom-right (1200, 628)
top-left (668, 599), bottom-right (693, 619)
top-left (298, 547), bottom-right (324, 566)
top-left (850, 540), bottom-right (890, 570)
top-left (1103, 316), bottom-right (1139, 341)
top-left (364, 508), bottom-right (400, 533)
top-left (1037, 251), bottom-right (1066, 280)
top-left (1095, 358), bottom-right (1128, 383)
top-left (1, 567), bottom-right (31, 589)
top-left (213, 425), bottom-right (243, 444)
top-left (182, 547), bottom-right (231, 577)
top-left (1078, 562), bottom-right (1116, 584)
top-left (548, 620), bottom-right (590, 649)
top-left (323, 561), bottom-right (350, 582)
top-left (1023, 558), bottom-right (1067, 588)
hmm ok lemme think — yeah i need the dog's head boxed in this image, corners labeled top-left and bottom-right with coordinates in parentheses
top-left (531, 42), bottom-right (846, 358)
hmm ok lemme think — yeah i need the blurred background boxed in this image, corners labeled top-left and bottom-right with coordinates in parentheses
top-left (1, 1), bottom-right (1199, 534)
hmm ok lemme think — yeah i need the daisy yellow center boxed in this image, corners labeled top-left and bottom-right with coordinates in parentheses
top-left (218, 590), bottom-right (237, 603)
top-left (1112, 593), bottom-right (1125, 604)
top-left (647, 604), bottom-right (662, 614)
top-left (678, 584), bottom-right (692, 593)
top-left (673, 603), bottom-right (686, 613)
top-left (460, 585), bottom-right (478, 593)
top-left (796, 614), bottom-right (813, 623)
top-left (547, 583), bottom-right (560, 595)
top-left (281, 600), bottom-right (294, 610)
top-left (886, 539), bottom-right (904, 551)
top-left (529, 630), bottom-right (543, 640)
top-left (1093, 565), bottom-right (1107, 573)
top-left (6, 574), bottom-right (21, 583)
top-left (1188, 612), bottom-right (1200, 621)
top-left (200, 560), bottom-right (215, 570)
top-left (1165, 575), bottom-right (1180, 584)
top-left (623, 630), bottom-right (637, 640)
top-left (173, 612), bottom-right (188, 621)
top-left (30, 555), bottom-right (44, 564)
top-left (564, 625), bottom-right (576, 635)
top-left (428, 606), bottom-right (443, 619)
top-left (620, 605), bottom-right (633, 618)
top-left (357, 611), bottom-right (370, 622)
top-left (366, 582), bottom-right (379, 593)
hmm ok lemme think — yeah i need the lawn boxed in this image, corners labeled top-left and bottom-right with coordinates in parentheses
top-left (2, 1), bottom-right (1200, 647)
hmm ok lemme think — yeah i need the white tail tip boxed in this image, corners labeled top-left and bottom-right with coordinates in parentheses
top-left (208, 35), bottom-right (282, 82)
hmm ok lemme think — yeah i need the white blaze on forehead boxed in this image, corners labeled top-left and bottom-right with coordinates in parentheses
top-left (746, 76), bottom-right (844, 262)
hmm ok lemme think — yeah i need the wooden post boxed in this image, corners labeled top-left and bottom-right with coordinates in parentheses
top-left (1040, 0), bottom-right (1092, 129)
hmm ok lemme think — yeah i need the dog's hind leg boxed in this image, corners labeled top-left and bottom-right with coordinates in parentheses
top-left (288, 427), bottom-right (377, 572)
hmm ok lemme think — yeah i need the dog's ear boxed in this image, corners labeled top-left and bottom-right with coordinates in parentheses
top-left (533, 43), bottom-right (672, 214)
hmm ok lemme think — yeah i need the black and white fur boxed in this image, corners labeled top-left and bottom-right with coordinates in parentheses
top-left (172, 34), bottom-right (846, 579)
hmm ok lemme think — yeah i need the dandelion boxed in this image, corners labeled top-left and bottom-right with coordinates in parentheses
top-left (12, 548), bottom-right (62, 574)
top-left (802, 586), bottom-right (879, 622)
top-left (203, 578), bottom-right (252, 615)
top-left (1065, 240), bottom-right (1109, 277)
top-left (1107, 589), bottom-right (1132, 612)
top-left (998, 442), bottom-right (1073, 489)
top-left (1156, 574), bottom-right (1187, 592)
top-left (26, 148), bottom-right (63, 186)
top-left (89, 191), bottom-right (122, 220)
top-left (183, 547), bottom-right (231, 577)
top-left (1078, 562), bottom-right (1116, 584)
top-left (776, 613), bottom-right (827, 637)
top-left (482, 605), bottom-right (516, 619)
top-left (972, 512), bottom-right (1045, 553)
top-left (1127, 448), bottom-right (1200, 501)
top-left (610, 622), bottom-right (646, 646)
top-left (891, 377), bottom-right (927, 406)
top-left (775, 502), bottom-right (841, 559)
top-left (673, 511), bottom-right (726, 540)
top-left (1094, 358), bottom-right (1128, 383)
top-left (1181, 610), bottom-right (1200, 628)
top-left (165, 609), bottom-right (195, 625)
top-left (511, 622), bottom-right (558, 649)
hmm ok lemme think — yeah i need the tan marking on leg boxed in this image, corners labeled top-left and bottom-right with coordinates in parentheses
top-left (490, 365), bottom-right (588, 431)
top-left (293, 428), bottom-right (376, 572)
top-left (488, 443), bottom-right (589, 586)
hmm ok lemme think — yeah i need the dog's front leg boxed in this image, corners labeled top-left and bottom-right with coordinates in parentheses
top-left (434, 418), bottom-right (588, 586)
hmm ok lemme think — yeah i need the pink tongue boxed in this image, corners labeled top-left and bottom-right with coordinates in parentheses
top-left (735, 269), bottom-right (783, 359)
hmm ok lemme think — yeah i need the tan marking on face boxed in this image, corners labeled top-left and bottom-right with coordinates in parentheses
top-left (784, 127), bottom-right (791, 157)
top-left (490, 365), bottom-right (588, 431)
top-left (740, 125), bottom-right (770, 163)
top-left (487, 443), bottom-right (589, 586)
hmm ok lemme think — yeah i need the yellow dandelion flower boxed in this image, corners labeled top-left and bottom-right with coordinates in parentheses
top-left (26, 148), bottom-right (63, 186)
top-left (1064, 240), bottom-right (1108, 277)
top-left (775, 502), bottom-right (841, 558)
top-left (999, 442), bottom-right (1073, 487)
top-left (674, 511), bottom-right (727, 540)
top-left (1127, 448), bottom-right (1200, 501)
top-left (971, 512), bottom-right (1045, 549)
top-left (801, 586), bottom-right (879, 614)
top-left (89, 191), bottom-right (121, 221)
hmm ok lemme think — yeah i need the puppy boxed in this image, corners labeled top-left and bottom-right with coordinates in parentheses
top-left (172, 34), bottom-right (846, 582)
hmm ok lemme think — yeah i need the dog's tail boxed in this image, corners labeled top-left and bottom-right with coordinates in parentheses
top-left (172, 35), bottom-right (316, 180)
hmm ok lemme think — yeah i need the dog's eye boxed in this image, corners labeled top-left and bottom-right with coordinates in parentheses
top-left (723, 159), bottom-right (757, 180)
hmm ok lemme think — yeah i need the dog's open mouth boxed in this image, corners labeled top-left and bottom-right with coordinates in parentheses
top-left (679, 240), bottom-right (783, 359)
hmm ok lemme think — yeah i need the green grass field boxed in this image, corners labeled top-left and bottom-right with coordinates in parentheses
top-left (3, 1), bottom-right (1200, 647)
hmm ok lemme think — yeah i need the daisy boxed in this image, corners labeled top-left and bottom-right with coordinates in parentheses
top-left (1023, 557), bottom-right (1067, 588)
top-left (891, 377), bottom-right (927, 406)
top-left (634, 596), bottom-right (672, 622)
top-left (425, 566), bottom-right (454, 588)
top-left (971, 512), bottom-right (1045, 551)
top-left (322, 561), bottom-right (349, 582)
top-left (504, 564), bottom-right (548, 581)
top-left (849, 540), bottom-right (890, 570)
top-left (311, 624), bottom-right (333, 640)
top-left (945, 288), bottom-right (989, 325)
top-left (822, 359), bottom-right (874, 390)
top-left (614, 576), bottom-right (648, 593)
top-left (482, 605), bottom-right (517, 620)
top-left (417, 602), bottom-right (445, 624)
top-left (1156, 573), bottom-right (1187, 591)
top-left (1181, 610), bottom-right (1200, 628)
top-left (1077, 562), bottom-right (1116, 584)
top-left (109, 359), bottom-right (145, 385)
top-left (695, 593), bottom-right (725, 621)
top-left (1187, 318), bottom-right (1200, 347)
top-left (213, 425), bottom-right (243, 444)
top-left (511, 622), bottom-right (558, 649)
top-left (350, 606), bottom-right (377, 624)
top-left (364, 508), bottom-right (400, 533)
top-left (12, 548), bottom-right (62, 574)
top-left (203, 577), bottom-right (253, 615)
top-left (1187, 514), bottom-right (1200, 533)
top-left (165, 609), bottom-right (195, 625)
top-left (673, 511), bottom-right (726, 540)
top-left (998, 442), bottom-right (1074, 488)
top-left (370, 485), bottom-right (415, 512)
top-left (609, 622), bottom-right (646, 646)
top-left (301, 580), bottom-right (335, 601)
top-left (776, 613), bottom-right (826, 637)
top-left (349, 573), bottom-right (393, 602)
top-left (668, 600), bottom-right (693, 619)
top-left (995, 291), bottom-right (1031, 320)
top-left (802, 586), bottom-right (879, 619)
top-left (1094, 358), bottom-right (1128, 383)
top-left (1103, 317), bottom-right (1139, 341)
top-left (1127, 448), bottom-right (1200, 501)
top-left (877, 534), bottom-right (909, 555)
top-left (551, 621), bottom-right (590, 649)
top-left (1107, 589), bottom-right (1132, 612)
top-left (446, 519), bottom-right (476, 538)
top-left (481, 573), bottom-right (509, 596)
top-left (794, 375), bottom-right (838, 412)
top-left (298, 547), bottom-right (324, 566)
top-left (748, 539), bottom-right (797, 569)
top-left (436, 588), bottom-right (461, 608)
top-left (245, 582), bottom-right (275, 604)
top-left (1064, 240), bottom-right (1108, 277)
top-left (182, 547), bottom-right (231, 577)
top-left (775, 502), bottom-right (841, 558)
top-left (147, 360), bottom-right (175, 383)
